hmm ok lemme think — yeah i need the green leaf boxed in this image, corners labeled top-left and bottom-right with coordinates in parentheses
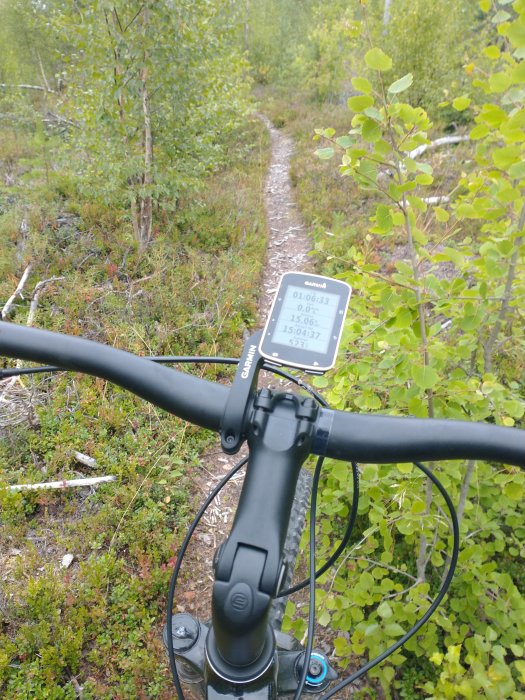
top-left (388, 73), bottom-right (413, 94)
top-left (364, 622), bottom-right (380, 638)
top-left (489, 71), bottom-right (512, 93)
top-left (394, 307), bottom-right (413, 328)
top-left (415, 173), bottom-right (434, 185)
top-left (483, 45), bottom-right (501, 59)
top-left (492, 9), bottom-right (511, 22)
top-left (504, 481), bottom-right (524, 500)
top-left (348, 95), bottom-right (375, 112)
top-left (365, 48), bottom-right (393, 72)
top-left (377, 601), bottom-right (393, 619)
top-left (479, 0), bottom-right (490, 11)
top-left (515, 660), bottom-right (525, 685)
top-left (315, 147), bottom-right (335, 160)
top-left (453, 96), bottom-right (471, 111)
top-left (470, 123), bottom-right (490, 139)
top-left (434, 206), bottom-right (450, 222)
top-left (336, 135), bottom-right (354, 148)
top-left (478, 104), bottom-right (507, 127)
top-left (411, 365), bottom-right (439, 390)
top-left (508, 160), bottom-right (525, 178)
top-left (503, 16), bottom-right (525, 49)
top-left (512, 60), bottom-right (525, 84)
top-left (384, 623), bottom-right (405, 637)
top-left (397, 462), bottom-right (414, 474)
top-left (415, 161), bottom-right (433, 175)
top-left (412, 500), bottom-right (426, 514)
top-left (503, 399), bottom-right (525, 418)
top-left (362, 117), bottom-right (381, 142)
top-left (334, 637), bottom-right (351, 656)
top-left (352, 77), bottom-right (373, 94)
top-left (492, 145), bottom-right (521, 169)
top-left (332, 461), bottom-right (348, 483)
top-left (372, 204), bottom-right (393, 233)
top-left (364, 106), bottom-right (384, 122)
top-left (318, 610), bottom-right (331, 626)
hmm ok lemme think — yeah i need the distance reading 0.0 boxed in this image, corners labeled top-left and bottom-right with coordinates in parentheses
top-left (259, 272), bottom-right (351, 373)
top-left (271, 285), bottom-right (340, 355)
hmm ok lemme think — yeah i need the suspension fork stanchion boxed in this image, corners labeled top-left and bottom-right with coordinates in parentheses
top-left (206, 388), bottom-right (320, 693)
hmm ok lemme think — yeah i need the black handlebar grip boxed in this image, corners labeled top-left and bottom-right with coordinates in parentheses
top-left (318, 409), bottom-right (525, 468)
top-left (0, 322), bottom-right (228, 432)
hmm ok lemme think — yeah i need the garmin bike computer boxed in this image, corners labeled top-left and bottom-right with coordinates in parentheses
top-left (259, 272), bottom-right (351, 373)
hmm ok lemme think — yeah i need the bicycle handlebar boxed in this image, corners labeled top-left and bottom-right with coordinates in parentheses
top-left (320, 409), bottom-right (525, 467)
top-left (0, 321), bottom-right (228, 431)
top-left (1, 321), bottom-right (524, 468)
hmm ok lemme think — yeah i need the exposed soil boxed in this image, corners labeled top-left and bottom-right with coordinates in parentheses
top-left (175, 114), bottom-right (313, 621)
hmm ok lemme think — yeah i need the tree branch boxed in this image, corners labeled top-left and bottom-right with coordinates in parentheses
top-left (0, 83), bottom-right (56, 94)
top-left (483, 202), bottom-right (525, 372)
top-left (6, 476), bottom-right (116, 492)
top-left (26, 277), bottom-right (65, 327)
top-left (408, 135), bottom-right (469, 160)
top-left (1, 265), bottom-right (32, 320)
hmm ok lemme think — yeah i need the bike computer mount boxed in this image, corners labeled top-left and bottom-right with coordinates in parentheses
top-left (259, 272), bottom-right (351, 374)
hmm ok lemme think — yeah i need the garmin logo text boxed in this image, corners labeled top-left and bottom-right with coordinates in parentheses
top-left (241, 345), bottom-right (257, 379)
top-left (304, 280), bottom-right (327, 289)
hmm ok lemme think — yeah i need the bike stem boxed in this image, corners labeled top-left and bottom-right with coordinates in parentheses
top-left (166, 335), bottom-right (337, 695)
top-left (210, 388), bottom-right (318, 681)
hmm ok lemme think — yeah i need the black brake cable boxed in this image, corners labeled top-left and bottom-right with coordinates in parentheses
top-left (319, 460), bottom-right (460, 699)
top-left (166, 455), bottom-right (249, 700)
top-left (1, 357), bottom-right (327, 405)
top-left (277, 461), bottom-right (360, 599)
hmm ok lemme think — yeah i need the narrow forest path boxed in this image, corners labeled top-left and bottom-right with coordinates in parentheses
top-left (176, 115), bottom-right (313, 620)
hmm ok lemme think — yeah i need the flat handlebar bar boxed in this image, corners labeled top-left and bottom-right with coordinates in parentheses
top-left (321, 410), bottom-right (525, 467)
top-left (1, 321), bottom-right (524, 468)
top-left (0, 321), bottom-right (228, 431)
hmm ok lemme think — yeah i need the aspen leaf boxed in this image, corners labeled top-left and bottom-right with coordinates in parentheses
top-left (453, 96), bottom-right (471, 111)
top-left (365, 48), bottom-right (392, 71)
top-left (388, 73), bottom-right (413, 94)
top-left (362, 117), bottom-right (381, 142)
top-left (348, 95), bottom-right (375, 112)
top-left (352, 77), bottom-right (373, 94)
top-left (411, 365), bottom-right (439, 389)
top-left (434, 206), bottom-right (450, 222)
top-left (316, 147), bottom-right (335, 160)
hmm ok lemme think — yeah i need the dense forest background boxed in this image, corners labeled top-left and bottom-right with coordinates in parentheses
top-left (0, 0), bottom-right (524, 698)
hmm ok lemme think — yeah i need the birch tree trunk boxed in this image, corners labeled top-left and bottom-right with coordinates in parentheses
top-left (383, 0), bottom-right (392, 28)
top-left (132, 5), bottom-right (153, 252)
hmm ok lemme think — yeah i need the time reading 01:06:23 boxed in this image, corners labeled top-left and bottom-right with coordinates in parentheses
top-left (259, 272), bottom-right (352, 374)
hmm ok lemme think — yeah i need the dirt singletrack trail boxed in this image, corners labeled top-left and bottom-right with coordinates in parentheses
top-left (175, 114), bottom-right (313, 619)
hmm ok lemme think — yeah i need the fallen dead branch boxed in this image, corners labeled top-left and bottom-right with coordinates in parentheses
top-left (0, 83), bottom-right (56, 94)
top-left (26, 276), bottom-right (65, 327)
top-left (6, 476), bottom-right (116, 492)
top-left (1, 270), bottom-right (65, 431)
top-left (408, 135), bottom-right (469, 160)
top-left (73, 452), bottom-right (98, 469)
top-left (422, 195), bottom-right (451, 205)
top-left (1, 264), bottom-right (33, 320)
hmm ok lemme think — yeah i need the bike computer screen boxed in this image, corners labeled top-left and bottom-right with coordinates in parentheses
top-left (259, 272), bottom-right (351, 373)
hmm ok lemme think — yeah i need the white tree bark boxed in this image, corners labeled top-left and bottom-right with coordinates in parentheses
top-left (383, 0), bottom-right (392, 27)
top-left (7, 476), bottom-right (116, 492)
top-left (408, 135), bottom-right (469, 160)
top-left (1, 265), bottom-right (32, 320)
top-left (0, 83), bottom-right (56, 94)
